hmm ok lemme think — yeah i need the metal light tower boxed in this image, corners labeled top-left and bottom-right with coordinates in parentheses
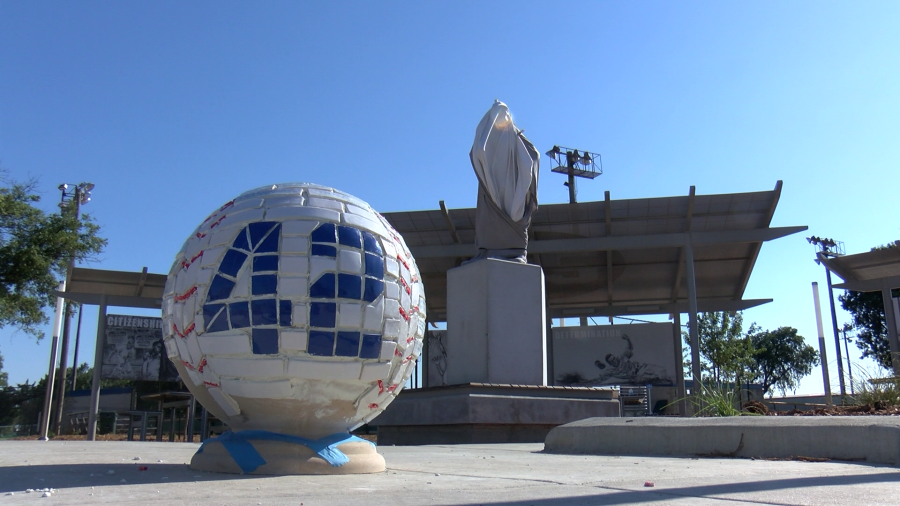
top-left (544, 145), bottom-right (602, 204)
top-left (45, 182), bottom-right (94, 437)
top-left (808, 235), bottom-right (847, 401)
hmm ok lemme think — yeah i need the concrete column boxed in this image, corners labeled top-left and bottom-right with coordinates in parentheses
top-left (684, 238), bottom-right (701, 397)
top-left (812, 283), bottom-right (833, 406)
top-left (672, 313), bottom-right (687, 416)
top-left (881, 283), bottom-right (900, 377)
top-left (39, 281), bottom-right (66, 440)
top-left (87, 295), bottom-right (107, 441)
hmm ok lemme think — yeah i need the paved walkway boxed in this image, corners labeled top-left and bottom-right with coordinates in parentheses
top-left (1, 440), bottom-right (899, 505)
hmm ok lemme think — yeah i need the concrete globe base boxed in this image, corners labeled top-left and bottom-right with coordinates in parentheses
top-left (190, 440), bottom-right (385, 475)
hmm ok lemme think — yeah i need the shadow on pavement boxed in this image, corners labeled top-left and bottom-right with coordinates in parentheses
top-left (0, 462), bottom-right (260, 493)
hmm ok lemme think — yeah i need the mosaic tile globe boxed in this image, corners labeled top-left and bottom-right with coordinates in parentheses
top-left (161, 183), bottom-right (425, 438)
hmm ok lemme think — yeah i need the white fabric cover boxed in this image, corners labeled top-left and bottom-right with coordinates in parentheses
top-left (470, 100), bottom-right (540, 222)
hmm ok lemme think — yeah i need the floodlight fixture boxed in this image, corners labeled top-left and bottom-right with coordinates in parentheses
top-left (545, 145), bottom-right (561, 161)
top-left (545, 145), bottom-right (603, 204)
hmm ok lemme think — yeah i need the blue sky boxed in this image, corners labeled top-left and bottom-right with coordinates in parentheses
top-left (1, 2), bottom-right (898, 395)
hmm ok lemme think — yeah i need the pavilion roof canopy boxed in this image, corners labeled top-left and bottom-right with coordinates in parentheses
top-left (53, 266), bottom-right (166, 309)
top-left (382, 181), bottom-right (806, 321)
top-left (819, 244), bottom-right (900, 292)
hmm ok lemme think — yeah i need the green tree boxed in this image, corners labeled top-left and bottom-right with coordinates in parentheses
top-left (839, 289), bottom-right (899, 370)
top-left (685, 311), bottom-right (757, 385)
top-left (0, 350), bottom-right (7, 387)
top-left (749, 326), bottom-right (819, 396)
top-left (0, 174), bottom-right (106, 339)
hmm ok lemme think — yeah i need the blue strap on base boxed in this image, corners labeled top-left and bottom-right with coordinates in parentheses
top-left (196, 430), bottom-right (374, 473)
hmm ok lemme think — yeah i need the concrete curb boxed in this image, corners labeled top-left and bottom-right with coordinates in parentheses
top-left (544, 416), bottom-right (900, 465)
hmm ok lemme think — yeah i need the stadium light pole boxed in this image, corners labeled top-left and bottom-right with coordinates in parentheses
top-left (808, 236), bottom-right (847, 401)
top-left (49, 183), bottom-right (94, 435)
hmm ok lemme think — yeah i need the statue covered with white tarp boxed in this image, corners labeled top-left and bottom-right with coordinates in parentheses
top-left (467, 100), bottom-right (540, 263)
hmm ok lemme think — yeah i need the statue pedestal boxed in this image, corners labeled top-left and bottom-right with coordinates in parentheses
top-left (445, 259), bottom-right (547, 386)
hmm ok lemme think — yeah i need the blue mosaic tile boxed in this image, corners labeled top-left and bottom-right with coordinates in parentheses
top-left (338, 225), bottom-right (361, 248)
top-left (364, 253), bottom-right (384, 278)
top-left (251, 298), bottom-right (278, 326)
top-left (232, 229), bottom-right (250, 251)
top-left (255, 225), bottom-right (280, 253)
top-left (360, 334), bottom-right (382, 359)
top-left (337, 273), bottom-right (362, 300)
top-left (335, 331), bottom-right (361, 357)
top-left (252, 328), bottom-right (279, 355)
top-left (207, 275), bottom-right (236, 302)
top-left (219, 249), bottom-right (248, 278)
top-left (311, 223), bottom-right (336, 243)
top-left (253, 255), bottom-right (279, 272)
top-left (311, 244), bottom-right (336, 257)
top-left (229, 301), bottom-right (250, 329)
top-left (308, 330), bottom-right (336, 356)
top-left (363, 278), bottom-right (384, 303)
top-left (279, 300), bottom-right (292, 327)
top-left (310, 302), bottom-right (336, 328)
top-left (252, 274), bottom-right (277, 295)
top-left (309, 273), bottom-right (336, 299)
top-left (363, 231), bottom-right (382, 255)
top-left (203, 304), bottom-right (228, 333)
top-left (249, 221), bottom-right (277, 249)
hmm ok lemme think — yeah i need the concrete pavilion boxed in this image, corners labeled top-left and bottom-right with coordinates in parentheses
top-left (380, 181), bottom-right (807, 389)
top-left (817, 244), bottom-right (900, 376)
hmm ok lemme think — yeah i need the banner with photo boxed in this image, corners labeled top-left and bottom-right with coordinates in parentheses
top-left (552, 323), bottom-right (677, 387)
top-left (102, 314), bottom-right (179, 381)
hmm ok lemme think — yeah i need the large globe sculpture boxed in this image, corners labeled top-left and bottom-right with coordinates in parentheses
top-left (160, 183), bottom-right (425, 474)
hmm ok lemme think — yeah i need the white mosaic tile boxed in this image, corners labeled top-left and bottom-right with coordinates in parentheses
top-left (385, 257), bottom-right (399, 278)
top-left (342, 212), bottom-right (390, 239)
top-left (221, 379), bottom-right (293, 399)
top-left (287, 359), bottom-right (361, 380)
top-left (384, 281), bottom-right (400, 300)
top-left (207, 357), bottom-right (284, 378)
top-left (400, 289), bottom-right (411, 310)
top-left (197, 331), bottom-right (252, 356)
top-left (208, 226), bottom-right (240, 249)
top-left (200, 247), bottom-right (226, 269)
top-left (282, 236), bottom-right (309, 255)
top-left (362, 297), bottom-right (383, 332)
top-left (173, 336), bottom-right (193, 364)
top-left (279, 276), bottom-right (307, 297)
top-left (279, 255), bottom-right (308, 275)
top-left (345, 203), bottom-right (369, 216)
top-left (185, 338), bottom-right (204, 367)
top-left (381, 240), bottom-right (397, 259)
top-left (338, 303), bottom-right (362, 328)
top-left (359, 362), bottom-right (391, 382)
top-left (307, 197), bottom-right (345, 211)
top-left (338, 249), bottom-right (363, 274)
top-left (309, 257), bottom-right (336, 281)
top-left (274, 205), bottom-right (341, 223)
top-left (280, 330), bottom-right (308, 352)
top-left (292, 303), bottom-right (308, 327)
top-left (227, 198), bottom-right (264, 214)
top-left (383, 318), bottom-right (401, 340)
top-left (195, 267), bottom-right (215, 288)
top-left (379, 340), bottom-right (397, 360)
top-left (263, 195), bottom-right (305, 207)
top-left (232, 268), bottom-right (250, 299)
top-left (384, 299), bottom-right (400, 320)
top-left (214, 208), bottom-right (266, 231)
top-left (282, 220), bottom-right (319, 236)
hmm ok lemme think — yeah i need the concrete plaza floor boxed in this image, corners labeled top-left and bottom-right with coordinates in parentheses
top-left (2, 440), bottom-right (899, 505)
